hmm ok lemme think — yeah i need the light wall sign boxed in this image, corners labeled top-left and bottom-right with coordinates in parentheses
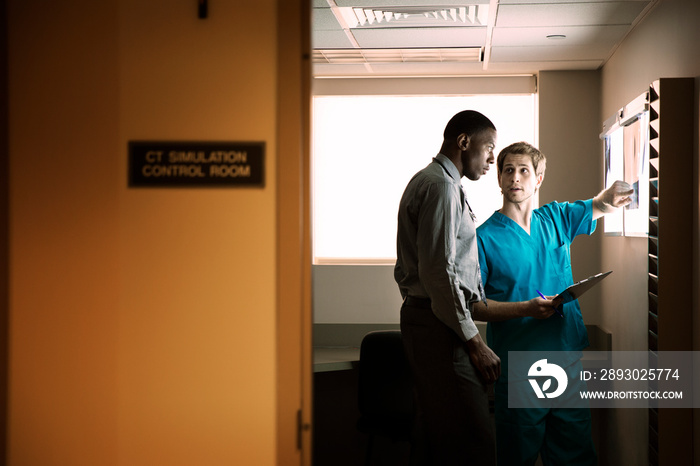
top-left (129, 141), bottom-right (265, 188)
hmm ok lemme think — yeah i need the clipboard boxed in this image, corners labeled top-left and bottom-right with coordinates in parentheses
top-left (555, 271), bottom-right (613, 307)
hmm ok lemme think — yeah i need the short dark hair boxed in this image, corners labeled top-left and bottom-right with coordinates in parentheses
top-left (443, 110), bottom-right (496, 141)
top-left (496, 141), bottom-right (547, 176)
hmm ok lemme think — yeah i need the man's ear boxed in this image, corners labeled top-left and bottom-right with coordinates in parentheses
top-left (458, 133), bottom-right (470, 151)
top-left (535, 172), bottom-right (545, 190)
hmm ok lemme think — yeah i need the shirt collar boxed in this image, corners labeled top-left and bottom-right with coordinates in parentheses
top-left (434, 153), bottom-right (461, 182)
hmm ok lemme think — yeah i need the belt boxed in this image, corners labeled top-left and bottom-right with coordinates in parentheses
top-left (404, 296), bottom-right (432, 309)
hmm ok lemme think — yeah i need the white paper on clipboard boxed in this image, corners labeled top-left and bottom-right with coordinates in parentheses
top-left (555, 271), bottom-right (613, 306)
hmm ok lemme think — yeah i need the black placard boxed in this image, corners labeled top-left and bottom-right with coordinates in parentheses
top-left (129, 141), bottom-right (265, 187)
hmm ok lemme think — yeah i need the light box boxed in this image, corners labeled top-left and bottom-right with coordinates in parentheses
top-left (600, 92), bottom-right (650, 237)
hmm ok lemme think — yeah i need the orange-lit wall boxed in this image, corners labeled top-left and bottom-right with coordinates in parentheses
top-left (8, 1), bottom-right (280, 464)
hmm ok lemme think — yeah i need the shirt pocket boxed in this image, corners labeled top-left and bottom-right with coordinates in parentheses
top-left (547, 242), bottom-right (572, 290)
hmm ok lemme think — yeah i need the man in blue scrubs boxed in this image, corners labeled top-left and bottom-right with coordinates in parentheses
top-left (473, 142), bottom-right (632, 465)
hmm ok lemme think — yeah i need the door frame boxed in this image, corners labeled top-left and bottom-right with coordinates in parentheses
top-left (276, 0), bottom-right (312, 464)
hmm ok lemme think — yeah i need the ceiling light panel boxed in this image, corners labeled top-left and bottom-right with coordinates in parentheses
top-left (313, 47), bottom-right (483, 64)
top-left (337, 5), bottom-right (489, 28)
top-left (334, 0), bottom-right (488, 5)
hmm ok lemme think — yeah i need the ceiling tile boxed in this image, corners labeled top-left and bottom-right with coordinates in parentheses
top-left (312, 8), bottom-right (341, 31)
top-left (352, 27), bottom-right (487, 48)
top-left (313, 30), bottom-right (356, 49)
top-left (491, 24), bottom-right (629, 47)
top-left (496, 2), bottom-right (649, 27)
top-left (499, 0), bottom-right (649, 3)
top-left (486, 60), bottom-right (603, 73)
top-left (490, 44), bottom-right (612, 62)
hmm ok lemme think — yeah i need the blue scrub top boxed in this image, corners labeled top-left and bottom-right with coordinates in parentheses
top-left (477, 200), bottom-right (596, 363)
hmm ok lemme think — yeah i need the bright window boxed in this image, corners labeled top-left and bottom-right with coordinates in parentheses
top-left (312, 93), bottom-right (537, 264)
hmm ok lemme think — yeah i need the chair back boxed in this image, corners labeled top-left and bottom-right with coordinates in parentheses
top-left (357, 330), bottom-right (414, 440)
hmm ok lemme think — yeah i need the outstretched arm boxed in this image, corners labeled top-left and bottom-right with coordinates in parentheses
top-left (592, 180), bottom-right (634, 220)
top-left (472, 296), bottom-right (558, 322)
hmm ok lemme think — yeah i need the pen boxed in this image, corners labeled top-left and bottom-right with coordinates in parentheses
top-left (536, 289), bottom-right (564, 318)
